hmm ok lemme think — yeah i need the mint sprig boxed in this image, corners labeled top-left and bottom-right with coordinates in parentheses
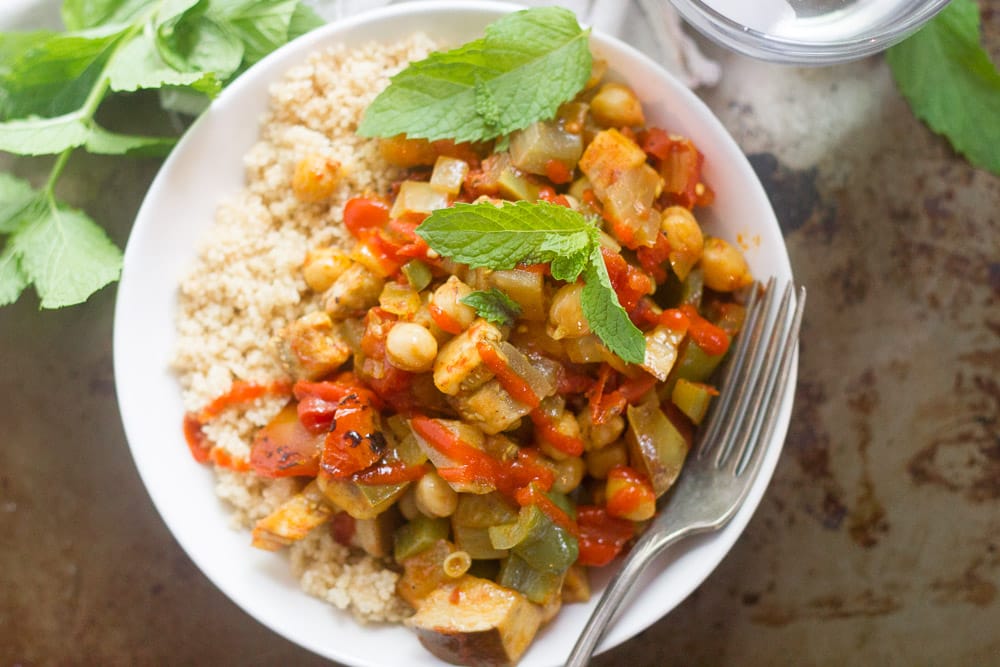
top-left (0, 0), bottom-right (323, 308)
top-left (357, 7), bottom-right (592, 144)
top-left (887, 0), bottom-right (1000, 175)
top-left (417, 201), bottom-right (645, 364)
top-left (461, 288), bottom-right (522, 327)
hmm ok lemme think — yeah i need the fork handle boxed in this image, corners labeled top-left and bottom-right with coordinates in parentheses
top-left (565, 525), bottom-right (694, 667)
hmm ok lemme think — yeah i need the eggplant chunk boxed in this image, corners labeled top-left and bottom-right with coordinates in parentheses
top-left (251, 480), bottom-right (333, 550)
top-left (351, 506), bottom-right (401, 559)
top-left (407, 576), bottom-right (542, 667)
top-left (433, 319), bottom-right (503, 395)
top-left (324, 262), bottom-right (384, 318)
top-left (274, 311), bottom-right (351, 380)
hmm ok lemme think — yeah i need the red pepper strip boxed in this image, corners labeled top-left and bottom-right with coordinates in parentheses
top-left (515, 484), bottom-right (579, 537)
top-left (428, 302), bottom-right (464, 335)
top-left (197, 380), bottom-right (291, 422)
top-left (320, 394), bottom-right (385, 478)
top-left (352, 461), bottom-right (429, 485)
top-left (575, 505), bottom-right (635, 567)
top-left (410, 415), bottom-right (503, 483)
top-left (659, 308), bottom-right (691, 332)
top-left (529, 409), bottom-right (584, 457)
top-left (600, 247), bottom-right (655, 312)
top-left (680, 304), bottom-right (731, 356)
top-left (183, 413), bottom-right (212, 463)
top-left (476, 340), bottom-right (540, 409)
top-left (343, 197), bottom-right (390, 238)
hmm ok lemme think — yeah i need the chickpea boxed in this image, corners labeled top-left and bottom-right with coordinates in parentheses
top-left (585, 440), bottom-right (628, 479)
top-left (660, 206), bottom-right (704, 281)
top-left (431, 276), bottom-right (477, 332)
top-left (552, 456), bottom-right (586, 494)
top-left (539, 411), bottom-right (583, 462)
top-left (700, 237), bottom-right (753, 292)
top-left (303, 246), bottom-right (351, 293)
top-left (386, 322), bottom-right (438, 372)
top-left (590, 82), bottom-right (645, 128)
top-left (292, 154), bottom-right (342, 203)
top-left (580, 412), bottom-right (625, 450)
top-left (415, 471), bottom-right (458, 518)
top-left (547, 283), bottom-right (589, 340)
top-left (397, 487), bottom-right (420, 520)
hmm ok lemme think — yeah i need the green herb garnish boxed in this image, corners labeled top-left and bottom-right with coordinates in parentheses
top-left (0, 0), bottom-right (323, 308)
top-left (417, 201), bottom-right (645, 364)
top-left (887, 0), bottom-right (1000, 175)
top-left (357, 6), bottom-right (592, 144)
top-left (461, 288), bottom-right (523, 327)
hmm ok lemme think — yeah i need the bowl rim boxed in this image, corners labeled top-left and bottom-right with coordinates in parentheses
top-left (112, 2), bottom-right (798, 665)
top-left (669, 0), bottom-right (951, 64)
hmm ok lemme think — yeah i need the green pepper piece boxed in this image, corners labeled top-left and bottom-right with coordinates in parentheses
top-left (394, 515), bottom-right (450, 563)
top-left (453, 524), bottom-right (508, 560)
top-left (625, 397), bottom-right (690, 497)
top-left (499, 552), bottom-right (566, 604)
top-left (401, 260), bottom-right (433, 291)
top-left (671, 378), bottom-right (716, 424)
top-left (453, 492), bottom-right (518, 528)
top-left (489, 503), bottom-right (578, 573)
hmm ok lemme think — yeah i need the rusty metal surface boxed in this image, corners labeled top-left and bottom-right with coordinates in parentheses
top-left (2, 8), bottom-right (999, 667)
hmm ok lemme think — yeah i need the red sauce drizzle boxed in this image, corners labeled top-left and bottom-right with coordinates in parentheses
top-left (475, 341), bottom-right (540, 409)
top-left (529, 410), bottom-right (584, 457)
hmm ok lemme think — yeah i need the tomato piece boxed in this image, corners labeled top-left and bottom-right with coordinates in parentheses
top-left (576, 505), bottom-right (635, 566)
top-left (250, 403), bottom-right (323, 477)
top-left (658, 136), bottom-right (703, 209)
top-left (600, 247), bottom-right (653, 312)
top-left (639, 127), bottom-right (672, 160)
top-left (357, 308), bottom-right (415, 408)
top-left (635, 232), bottom-right (671, 284)
top-left (544, 159), bottom-right (573, 185)
top-left (343, 197), bottom-right (390, 237)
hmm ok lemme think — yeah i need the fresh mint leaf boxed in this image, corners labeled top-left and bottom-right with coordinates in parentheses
top-left (0, 28), bottom-right (124, 119)
top-left (887, 0), bottom-right (1000, 175)
top-left (0, 112), bottom-right (90, 155)
top-left (417, 201), bottom-right (645, 364)
top-left (0, 173), bottom-right (39, 233)
top-left (417, 200), bottom-right (597, 270)
top-left (0, 242), bottom-right (29, 306)
top-left (85, 124), bottom-right (176, 157)
top-left (10, 202), bottom-right (122, 308)
top-left (156, 7), bottom-right (245, 81)
top-left (461, 288), bottom-right (522, 327)
top-left (206, 0), bottom-right (300, 65)
top-left (108, 31), bottom-right (221, 94)
top-left (581, 244), bottom-right (645, 364)
top-left (286, 2), bottom-right (324, 42)
top-left (61, 0), bottom-right (151, 31)
top-left (358, 7), bottom-right (591, 143)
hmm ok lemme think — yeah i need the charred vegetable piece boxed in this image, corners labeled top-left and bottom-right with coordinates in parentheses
top-left (251, 480), bottom-right (333, 550)
top-left (624, 396), bottom-right (690, 497)
top-left (394, 515), bottom-right (451, 562)
top-left (319, 392), bottom-right (387, 478)
top-left (406, 575), bottom-right (542, 667)
top-left (250, 403), bottom-right (323, 478)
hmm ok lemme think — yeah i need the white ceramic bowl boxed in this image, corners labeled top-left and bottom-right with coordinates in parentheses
top-left (114, 2), bottom-right (796, 665)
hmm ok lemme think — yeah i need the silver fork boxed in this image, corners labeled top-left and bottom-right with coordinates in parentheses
top-left (566, 278), bottom-right (806, 667)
